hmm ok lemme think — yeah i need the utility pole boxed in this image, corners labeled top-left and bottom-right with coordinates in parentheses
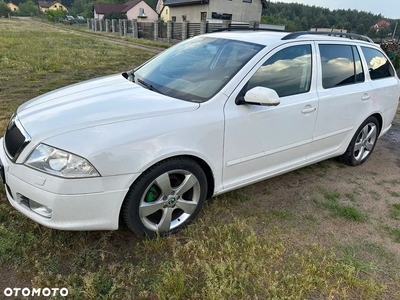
top-left (392, 21), bottom-right (398, 40)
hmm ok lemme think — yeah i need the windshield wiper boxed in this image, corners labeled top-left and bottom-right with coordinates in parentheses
top-left (136, 78), bottom-right (164, 95)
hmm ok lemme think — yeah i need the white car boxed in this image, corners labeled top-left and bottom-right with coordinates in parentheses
top-left (1, 30), bottom-right (399, 237)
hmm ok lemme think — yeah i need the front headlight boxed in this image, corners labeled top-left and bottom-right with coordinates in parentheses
top-left (25, 144), bottom-right (100, 178)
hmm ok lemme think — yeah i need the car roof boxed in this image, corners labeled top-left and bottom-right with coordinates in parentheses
top-left (204, 30), bottom-right (375, 47)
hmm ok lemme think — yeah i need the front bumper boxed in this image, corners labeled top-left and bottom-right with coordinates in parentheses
top-left (0, 138), bottom-right (139, 230)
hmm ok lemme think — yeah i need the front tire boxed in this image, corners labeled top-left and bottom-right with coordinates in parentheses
top-left (122, 157), bottom-right (208, 237)
top-left (340, 116), bottom-right (379, 166)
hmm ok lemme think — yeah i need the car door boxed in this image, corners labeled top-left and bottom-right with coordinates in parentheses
top-left (223, 42), bottom-right (318, 190)
top-left (307, 42), bottom-right (374, 161)
top-left (360, 46), bottom-right (400, 134)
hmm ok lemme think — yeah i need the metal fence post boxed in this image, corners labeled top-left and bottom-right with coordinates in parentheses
top-left (249, 21), bottom-right (260, 29)
top-left (112, 19), bottom-right (116, 33)
top-left (132, 19), bottom-right (138, 38)
top-left (167, 21), bottom-right (172, 43)
top-left (106, 19), bottom-right (109, 32)
top-left (154, 21), bottom-right (158, 41)
top-left (182, 20), bottom-right (188, 40)
top-left (222, 20), bottom-right (231, 29)
top-left (123, 19), bottom-right (127, 36)
top-left (200, 20), bottom-right (206, 35)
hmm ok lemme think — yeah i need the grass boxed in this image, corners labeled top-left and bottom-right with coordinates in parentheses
top-left (0, 18), bottom-right (399, 298)
top-left (317, 188), bottom-right (367, 221)
top-left (389, 203), bottom-right (400, 220)
top-left (390, 228), bottom-right (400, 243)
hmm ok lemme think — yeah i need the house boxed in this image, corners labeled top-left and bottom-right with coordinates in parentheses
top-left (157, 0), bottom-right (267, 23)
top-left (38, 1), bottom-right (68, 13)
top-left (373, 20), bottom-right (390, 30)
top-left (7, 2), bottom-right (19, 12)
top-left (93, 0), bottom-right (158, 21)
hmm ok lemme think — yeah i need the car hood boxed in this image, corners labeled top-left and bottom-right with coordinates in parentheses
top-left (17, 74), bottom-right (199, 138)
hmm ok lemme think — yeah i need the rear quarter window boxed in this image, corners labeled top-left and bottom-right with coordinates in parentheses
top-left (361, 47), bottom-right (394, 80)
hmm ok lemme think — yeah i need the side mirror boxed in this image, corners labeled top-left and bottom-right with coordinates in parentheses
top-left (238, 87), bottom-right (280, 106)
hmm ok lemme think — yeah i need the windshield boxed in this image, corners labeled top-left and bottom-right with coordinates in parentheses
top-left (134, 36), bottom-right (264, 102)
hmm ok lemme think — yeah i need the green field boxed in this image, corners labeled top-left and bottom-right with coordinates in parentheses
top-left (1, 19), bottom-right (400, 299)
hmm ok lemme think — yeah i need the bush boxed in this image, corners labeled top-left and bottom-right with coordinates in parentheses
top-left (18, 0), bottom-right (38, 17)
top-left (46, 8), bottom-right (67, 22)
top-left (104, 11), bottom-right (127, 20)
top-left (0, 1), bottom-right (11, 17)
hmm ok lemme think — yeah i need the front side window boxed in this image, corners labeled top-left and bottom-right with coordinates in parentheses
top-left (134, 37), bottom-right (263, 102)
top-left (245, 45), bottom-right (312, 97)
top-left (319, 44), bottom-right (365, 89)
top-left (361, 47), bottom-right (394, 80)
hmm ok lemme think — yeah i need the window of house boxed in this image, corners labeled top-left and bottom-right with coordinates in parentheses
top-left (361, 47), bottom-right (394, 80)
top-left (182, 15), bottom-right (186, 21)
top-left (242, 0), bottom-right (252, 3)
top-left (172, 16), bottom-right (176, 22)
top-left (211, 12), bottom-right (232, 20)
top-left (201, 12), bottom-right (207, 21)
top-left (245, 45), bottom-right (312, 97)
top-left (319, 44), bottom-right (365, 89)
top-left (139, 8), bottom-right (145, 16)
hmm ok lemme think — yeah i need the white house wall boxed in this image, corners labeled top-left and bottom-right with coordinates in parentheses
top-left (168, 0), bottom-right (263, 23)
top-left (168, 4), bottom-right (208, 22)
top-left (209, 0), bottom-right (262, 22)
top-left (126, 2), bottom-right (159, 22)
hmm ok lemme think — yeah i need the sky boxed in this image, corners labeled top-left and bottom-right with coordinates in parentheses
top-left (271, 0), bottom-right (400, 19)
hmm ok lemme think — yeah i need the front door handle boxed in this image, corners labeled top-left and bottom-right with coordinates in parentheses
top-left (302, 106), bottom-right (317, 114)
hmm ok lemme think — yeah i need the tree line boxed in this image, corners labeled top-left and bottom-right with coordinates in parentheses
top-left (262, 2), bottom-right (399, 39)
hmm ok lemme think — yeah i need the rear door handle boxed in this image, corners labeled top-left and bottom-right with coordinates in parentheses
top-left (361, 94), bottom-right (371, 101)
top-left (302, 106), bottom-right (317, 114)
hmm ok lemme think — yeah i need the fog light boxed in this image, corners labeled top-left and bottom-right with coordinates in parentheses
top-left (19, 195), bottom-right (52, 218)
top-left (29, 199), bottom-right (52, 218)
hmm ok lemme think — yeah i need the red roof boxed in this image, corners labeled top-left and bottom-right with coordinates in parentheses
top-left (93, 0), bottom-right (142, 14)
top-left (374, 20), bottom-right (390, 29)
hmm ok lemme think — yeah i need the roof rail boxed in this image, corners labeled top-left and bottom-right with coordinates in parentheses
top-left (211, 27), bottom-right (289, 33)
top-left (281, 31), bottom-right (374, 43)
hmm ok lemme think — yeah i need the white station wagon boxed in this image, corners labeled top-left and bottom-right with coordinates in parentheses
top-left (1, 30), bottom-right (399, 237)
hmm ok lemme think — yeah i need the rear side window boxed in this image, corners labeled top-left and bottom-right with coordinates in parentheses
top-left (361, 47), bottom-right (394, 80)
top-left (319, 44), bottom-right (365, 89)
top-left (246, 44), bottom-right (312, 97)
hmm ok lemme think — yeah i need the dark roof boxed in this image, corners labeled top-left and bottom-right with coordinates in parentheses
top-left (164, 0), bottom-right (267, 8)
top-left (38, 1), bottom-right (61, 8)
top-left (93, 0), bottom-right (142, 14)
top-left (122, 0), bottom-right (142, 12)
top-left (164, 0), bottom-right (209, 5)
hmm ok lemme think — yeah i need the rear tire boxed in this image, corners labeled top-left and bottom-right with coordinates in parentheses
top-left (339, 116), bottom-right (379, 166)
top-left (122, 157), bottom-right (207, 237)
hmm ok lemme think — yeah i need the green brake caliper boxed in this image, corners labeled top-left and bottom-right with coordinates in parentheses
top-left (145, 185), bottom-right (159, 202)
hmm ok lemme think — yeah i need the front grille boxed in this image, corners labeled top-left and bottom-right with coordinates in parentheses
top-left (4, 115), bottom-right (30, 161)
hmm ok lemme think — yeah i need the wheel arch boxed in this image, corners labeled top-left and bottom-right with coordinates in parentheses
top-left (370, 112), bottom-right (383, 134)
top-left (118, 154), bottom-right (216, 224)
